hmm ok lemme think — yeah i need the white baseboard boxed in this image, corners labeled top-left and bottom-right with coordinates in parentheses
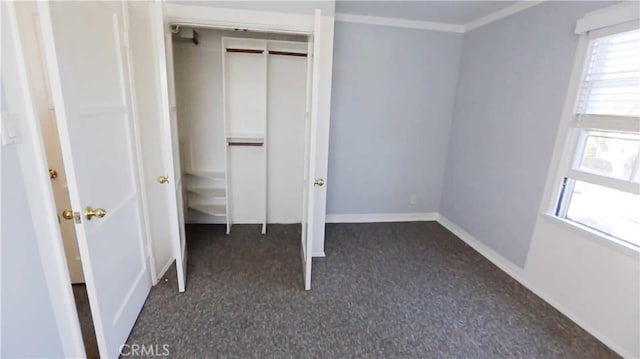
top-left (312, 251), bottom-right (325, 258)
top-left (326, 212), bottom-right (439, 223)
top-left (436, 215), bottom-right (631, 358)
top-left (436, 215), bottom-right (526, 279)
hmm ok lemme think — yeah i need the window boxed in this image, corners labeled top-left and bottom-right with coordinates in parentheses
top-left (555, 24), bottom-right (640, 247)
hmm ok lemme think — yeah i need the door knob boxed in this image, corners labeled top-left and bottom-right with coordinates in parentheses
top-left (158, 175), bottom-right (169, 184)
top-left (62, 209), bottom-right (74, 220)
top-left (314, 178), bottom-right (325, 187)
top-left (62, 210), bottom-right (81, 223)
top-left (49, 169), bottom-right (58, 179)
top-left (85, 206), bottom-right (106, 220)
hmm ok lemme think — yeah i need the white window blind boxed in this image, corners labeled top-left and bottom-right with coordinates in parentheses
top-left (576, 28), bottom-right (640, 126)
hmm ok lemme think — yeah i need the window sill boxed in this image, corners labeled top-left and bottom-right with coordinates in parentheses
top-left (540, 213), bottom-right (640, 256)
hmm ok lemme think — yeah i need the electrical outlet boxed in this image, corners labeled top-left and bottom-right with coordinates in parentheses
top-left (1, 112), bottom-right (21, 146)
top-left (409, 194), bottom-right (417, 205)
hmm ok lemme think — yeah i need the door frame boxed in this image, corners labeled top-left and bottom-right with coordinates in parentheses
top-left (161, 2), bottom-right (335, 257)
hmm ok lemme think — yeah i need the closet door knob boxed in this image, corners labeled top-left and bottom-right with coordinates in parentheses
top-left (314, 178), bottom-right (325, 187)
top-left (158, 176), bottom-right (169, 184)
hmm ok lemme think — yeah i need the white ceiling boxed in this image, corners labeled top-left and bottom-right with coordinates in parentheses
top-left (335, 1), bottom-right (519, 24)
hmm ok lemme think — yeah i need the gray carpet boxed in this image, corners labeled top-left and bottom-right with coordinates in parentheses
top-left (124, 222), bottom-right (617, 358)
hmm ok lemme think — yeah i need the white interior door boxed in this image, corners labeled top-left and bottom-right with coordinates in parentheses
top-left (125, 0), bottom-right (179, 284)
top-left (14, 2), bottom-right (84, 284)
top-left (301, 10), bottom-right (324, 291)
top-left (39, 2), bottom-right (152, 357)
top-left (153, 1), bottom-right (188, 292)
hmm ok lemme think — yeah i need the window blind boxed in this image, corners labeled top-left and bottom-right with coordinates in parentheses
top-left (576, 28), bottom-right (640, 118)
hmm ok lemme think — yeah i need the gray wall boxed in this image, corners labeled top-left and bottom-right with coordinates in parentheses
top-left (440, 1), bottom-right (613, 267)
top-left (327, 22), bottom-right (462, 214)
top-left (1, 145), bottom-right (65, 358)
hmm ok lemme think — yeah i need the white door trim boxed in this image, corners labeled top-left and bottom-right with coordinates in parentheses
top-left (163, 4), bottom-right (314, 34)
top-left (4, 1), bottom-right (86, 357)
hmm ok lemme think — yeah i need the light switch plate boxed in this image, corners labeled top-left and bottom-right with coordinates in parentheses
top-left (1, 112), bottom-right (21, 146)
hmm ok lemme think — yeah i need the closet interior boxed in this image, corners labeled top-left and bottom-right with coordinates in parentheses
top-left (172, 27), bottom-right (311, 234)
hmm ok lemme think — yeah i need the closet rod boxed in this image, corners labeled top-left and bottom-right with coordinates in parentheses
top-left (268, 50), bottom-right (307, 57)
top-left (228, 142), bottom-right (264, 147)
top-left (226, 48), bottom-right (264, 54)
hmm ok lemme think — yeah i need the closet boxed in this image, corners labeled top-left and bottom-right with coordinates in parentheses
top-left (172, 28), bottom-right (309, 234)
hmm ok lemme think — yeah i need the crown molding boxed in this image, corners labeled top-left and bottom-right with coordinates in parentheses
top-left (335, 1), bottom-right (545, 34)
top-left (335, 13), bottom-right (465, 33)
top-left (464, 1), bottom-right (545, 32)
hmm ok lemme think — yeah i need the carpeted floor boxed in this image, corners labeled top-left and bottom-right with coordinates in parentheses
top-left (124, 222), bottom-right (617, 358)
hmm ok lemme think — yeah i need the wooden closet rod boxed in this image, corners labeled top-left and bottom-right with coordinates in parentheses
top-left (228, 142), bottom-right (264, 147)
top-left (268, 50), bottom-right (307, 57)
top-left (226, 48), bottom-right (264, 54)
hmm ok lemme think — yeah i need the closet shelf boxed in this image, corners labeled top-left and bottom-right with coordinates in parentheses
top-left (226, 48), bottom-right (264, 54)
top-left (225, 135), bottom-right (264, 143)
top-left (187, 187), bottom-right (226, 198)
top-left (185, 170), bottom-right (225, 180)
top-left (188, 204), bottom-right (226, 217)
top-left (268, 50), bottom-right (307, 57)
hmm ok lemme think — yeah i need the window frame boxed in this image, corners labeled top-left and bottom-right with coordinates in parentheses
top-left (544, 4), bottom-right (640, 249)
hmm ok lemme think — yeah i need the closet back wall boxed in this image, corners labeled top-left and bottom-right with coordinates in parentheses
top-left (173, 29), bottom-right (307, 224)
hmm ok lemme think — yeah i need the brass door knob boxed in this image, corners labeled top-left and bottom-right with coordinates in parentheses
top-left (314, 178), bottom-right (325, 187)
top-left (62, 209), bottom-right (74, 220)
top-left (158, 176), bottom-right (169, 184)
top-left (85, 206), bottom-right (106, 220)
top-left (49, 169), bottom-right (58, 179)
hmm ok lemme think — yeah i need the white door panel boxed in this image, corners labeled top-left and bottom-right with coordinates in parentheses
top-left (301, 10), bottom-right (324, 291)
top-left (154, 1), bottom-right (188, 292)
top-left (126, 0), bottom-right (175, 281)
top-left (40, 1), bottom-right (151, 357)
top-left (14, 2), bottom-right (84, 283)
top-left (311, 15), bottom-right (334, 258)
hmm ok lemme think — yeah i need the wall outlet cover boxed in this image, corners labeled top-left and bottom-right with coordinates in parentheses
top-left (1, 112), bottom-right (21, 146)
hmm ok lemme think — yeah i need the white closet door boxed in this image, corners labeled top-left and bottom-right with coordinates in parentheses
top-left (39, 1), bottom-right (151, 356)
top-left (153, 1), bottom-right (188, 292)
top-left (301, 10), bottom-right (325, 290)
top-left (126, 1), bottom-right (179, 284)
